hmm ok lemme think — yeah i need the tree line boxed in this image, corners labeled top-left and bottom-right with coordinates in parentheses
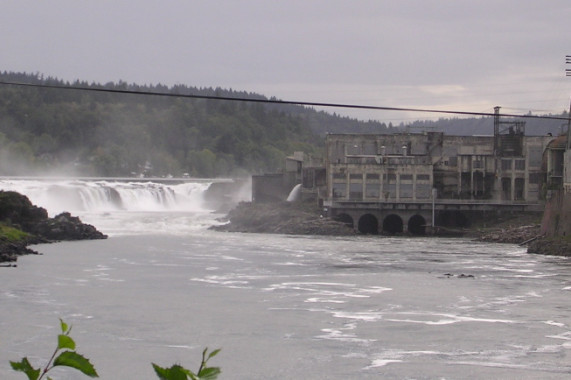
top-left (1, 71), bottom-right (562, 178)
top-left (0, 72), bottom-right (394, 177)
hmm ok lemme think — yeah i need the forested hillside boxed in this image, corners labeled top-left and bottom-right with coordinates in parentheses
top-left (0, 72), bottom-right (391, 177)
top-left (0, 72), bottom-right (565, 178)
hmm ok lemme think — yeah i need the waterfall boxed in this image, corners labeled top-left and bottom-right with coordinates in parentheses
top-left (286, 183), bottom-right (302, 202)
top-left (0, 179), bottom-right (214, 216)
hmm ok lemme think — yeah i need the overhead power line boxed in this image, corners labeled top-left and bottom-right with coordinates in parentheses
top-left (0, 80), bottom-right (569, 122)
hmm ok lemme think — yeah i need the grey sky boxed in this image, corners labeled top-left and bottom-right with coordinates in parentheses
top-left (2, 1), bottom-right (571, 123)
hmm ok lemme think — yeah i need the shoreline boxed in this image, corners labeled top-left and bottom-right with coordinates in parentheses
top-left (0, 191), bottom-right (107, 265)
top-left (213, 201), bottom-right (570, 257)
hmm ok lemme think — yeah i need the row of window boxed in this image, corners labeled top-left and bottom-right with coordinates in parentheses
top-left (441, 157), bottom-right (527, 171)
top-left (333, 173), bottom-right (431, 181)
top-left (333, 182), bottom-right (433, 200)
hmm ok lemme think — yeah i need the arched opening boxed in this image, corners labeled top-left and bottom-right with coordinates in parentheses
top-left (334, 213), bottom-right (354, 228)
top-left (436, 210), bottom-right (470, 228)
top-left (383, 214), bottom-right (403, 234)
top-left (358, 214), bottom-right (379, 235)
top-left (408, 215), bottom-right (426, 235)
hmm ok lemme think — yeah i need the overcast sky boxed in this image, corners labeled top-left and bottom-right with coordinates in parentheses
top-left (2, 1), bottom-right (571, 123)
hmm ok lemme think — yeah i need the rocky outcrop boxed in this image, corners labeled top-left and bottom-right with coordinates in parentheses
top-left (30, 212), bottom-right (107, 241)
top-left (474, 224), bottom-right (542, 245)
top-left (0, 237), bottom-right (40, 264)
top-left (0, 191), bottom-right (107, 263)
top-left (211, 201), bottom-right (356, 236)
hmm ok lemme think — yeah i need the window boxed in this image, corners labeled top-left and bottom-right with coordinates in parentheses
top-left (515, 159), bottom-right (526, 171)
top-left (384, 184), bottom-right (396, 199)
top-left (473, 160), bottom-right (483, 169)
top-left (333, 172), bottom-right (346, 180)
top-left (400, 174), bottom-right (413, 181)
top-left (366, 173), bottom-right (380, 180)
top-left (501, 159), bottom-right (512, 171)
top-left (416, 184), bottom-right (432, 199)
top-left (400, 184), bottom-right (413, 198)
top-left (365, 183), bottom-right (380, 198)
top-left (417, 174), bottom-right (430, 181)
top-left (333, 183), bottom-right (346, 198)
top-left (350, 173), bottom-right (362, 180)
top-left (349, 183), bottom-right (363, 199)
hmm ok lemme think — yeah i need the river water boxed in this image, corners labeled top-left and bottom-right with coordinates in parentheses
top-left (0, 179), bottom-right (570, 379)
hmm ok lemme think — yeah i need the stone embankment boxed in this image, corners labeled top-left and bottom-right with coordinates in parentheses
top-left (0, 191), bottom-right (107, 264)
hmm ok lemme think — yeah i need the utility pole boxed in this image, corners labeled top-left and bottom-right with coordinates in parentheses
top-left (567, 55), bottom-right (571, 150)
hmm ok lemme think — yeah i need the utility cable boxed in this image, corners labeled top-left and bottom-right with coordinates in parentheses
top-left (0, 80), bottom-right (569, 122)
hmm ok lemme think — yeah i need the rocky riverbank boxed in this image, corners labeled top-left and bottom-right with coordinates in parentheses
top-left (0, 191), bottom-right (107, 264)
top-left (211, 201), bottom-right (356, 236)
top-left (472, 213), bottom-right (570, 256)
top-left (212, 201), bottom-right (571, 257)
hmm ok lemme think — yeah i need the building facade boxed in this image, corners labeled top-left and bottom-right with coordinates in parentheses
top-left (324, 132), bottom-right (553, 204)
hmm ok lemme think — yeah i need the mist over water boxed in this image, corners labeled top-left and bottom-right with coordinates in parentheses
top-left (0, 179), bottom-right (570, 379)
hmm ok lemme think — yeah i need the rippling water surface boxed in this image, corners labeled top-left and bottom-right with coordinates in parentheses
top-left (0, 180), bottom-right (570, 379)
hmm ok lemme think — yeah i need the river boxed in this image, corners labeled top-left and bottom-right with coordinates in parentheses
top-left (0, 179), bottom-right (570, 379)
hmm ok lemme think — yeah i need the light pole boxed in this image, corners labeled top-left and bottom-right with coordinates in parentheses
top-left (432, 188), bottom-right (437, 228)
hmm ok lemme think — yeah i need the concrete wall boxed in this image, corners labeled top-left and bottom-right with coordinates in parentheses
top-left (541, 190), bottom-right (571, 237)
top-left (252, 173), bottom-right (297, 203)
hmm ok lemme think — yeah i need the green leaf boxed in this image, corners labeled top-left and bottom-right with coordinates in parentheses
top-left (9, 357), bottom-right (41, 380)
top-left (197, 366), bottom-right (221, 380)
top-left (206, 349), bottom-right (221, 361)
top-left (57, 334), bottom-right (76, 350)
top-left (152, 363), bottom-right (194, 380)
top-left (59, 319), bottom-right (69, 334)
top-left (53, 351), bottom-right (98, 377)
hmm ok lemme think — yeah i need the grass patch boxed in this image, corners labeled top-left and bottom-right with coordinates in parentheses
top-left (0, 224), bottom-right (31, 243)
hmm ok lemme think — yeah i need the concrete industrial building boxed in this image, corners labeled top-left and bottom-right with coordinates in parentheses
top-left (254, 108), bottom-right (562, 235)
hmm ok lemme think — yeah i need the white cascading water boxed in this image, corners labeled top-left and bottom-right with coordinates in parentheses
top-left (0, 179), bottom-right (212, 215)
top-left (0, 178), bottom-right (235, 236)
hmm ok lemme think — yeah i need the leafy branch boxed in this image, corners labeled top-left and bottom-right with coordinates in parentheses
top-left (152, 347), bottom-right (221, 380)
top-left (10, 319), bottom-right (221, 380)
top-left (10, 319), bottom-right (98, 380)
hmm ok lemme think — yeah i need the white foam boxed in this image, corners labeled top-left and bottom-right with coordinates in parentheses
top-left (544, 320), bottom-right (565, 327)
top-left (382, 312), bottom-right (517, 325)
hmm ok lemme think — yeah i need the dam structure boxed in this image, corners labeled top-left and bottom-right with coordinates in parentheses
top-left (253, 109), bottom-right (560, 235)
top-left (313, 109), bottom-right (558, 234)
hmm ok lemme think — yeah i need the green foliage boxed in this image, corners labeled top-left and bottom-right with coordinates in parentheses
top-left (152, 348), bottom-right (221, 380)
top-left (10, 319), bottom-right (98, 379)
top-left (10, 319), bottom-right (221, 380)
top-left (0, 224), bottom-right (30, 242)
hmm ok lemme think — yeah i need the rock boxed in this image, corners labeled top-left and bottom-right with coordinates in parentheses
top-left (0, 191), bottom-right (107, 263)
top-left (0, 191), bottom-right (48, 230)
top-left (30, 212), bottom-right (107, 241)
